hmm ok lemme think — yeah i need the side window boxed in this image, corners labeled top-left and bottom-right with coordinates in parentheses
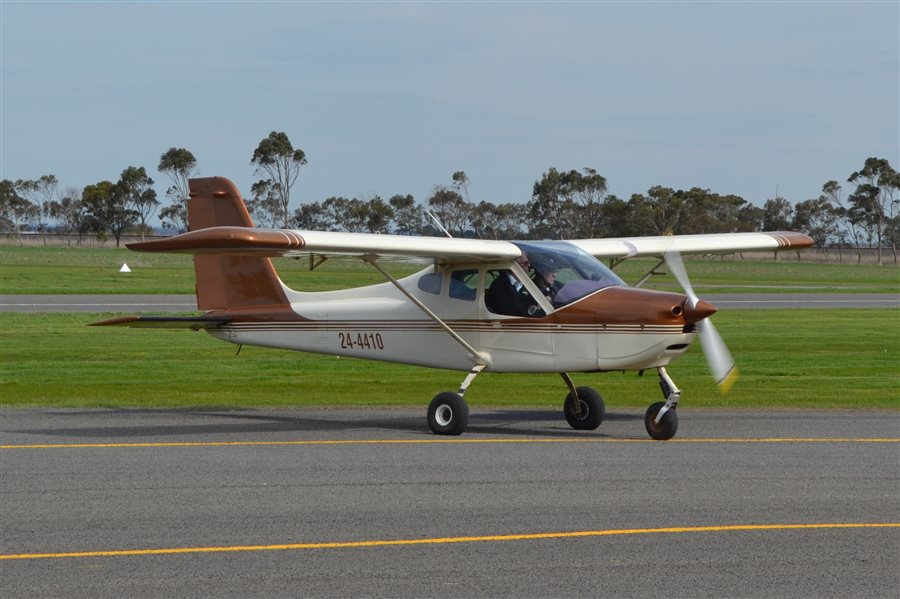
top-left (449, 269), bottom-right (478, 301)
top-left (484, 269), bottom-right (543, 317)
top-left (417, 272), bottom-right (442, 295)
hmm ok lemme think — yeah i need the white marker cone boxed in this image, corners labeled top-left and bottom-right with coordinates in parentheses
top-left (119, 263), bottom-right (131, 273)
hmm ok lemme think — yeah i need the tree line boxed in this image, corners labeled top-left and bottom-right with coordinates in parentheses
top-left (2, 130), bottom-right (898, 263)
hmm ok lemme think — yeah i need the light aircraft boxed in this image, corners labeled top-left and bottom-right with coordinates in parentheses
top-left (94, 177), bottom-right (813, 440)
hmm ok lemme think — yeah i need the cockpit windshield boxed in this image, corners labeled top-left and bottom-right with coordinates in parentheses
top-left (514, 241), bottom-right (626, 308)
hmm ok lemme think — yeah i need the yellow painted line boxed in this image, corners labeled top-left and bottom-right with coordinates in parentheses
top-left (2, 523), bottom-right (897, 561)
top-left (1, 437), bottom-right (898, 449)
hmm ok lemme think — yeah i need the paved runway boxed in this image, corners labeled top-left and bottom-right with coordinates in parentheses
top-left (2, 408), bottom-right (898, 598)
top-left (2, 292), bottom-right (898, 312)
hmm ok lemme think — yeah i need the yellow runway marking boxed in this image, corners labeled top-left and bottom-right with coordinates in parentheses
top-left (2, 523), bottom-right (897, 561)
top-left (1, 437), bottom-right (898, 449)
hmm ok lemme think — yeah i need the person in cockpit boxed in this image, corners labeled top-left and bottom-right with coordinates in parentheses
top-left (485, 254), bottom-right (542, 317)
top-left (532, 264), bottom-right (559, 301)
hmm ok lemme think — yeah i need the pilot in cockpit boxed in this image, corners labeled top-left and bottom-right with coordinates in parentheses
top-left (485, 254), bottom-right (542, 317)
top-left (532, 263), bottom-right (559, 302)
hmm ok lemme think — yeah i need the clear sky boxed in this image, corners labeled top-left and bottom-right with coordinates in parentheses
top-left (2, 1), bottom-right (898, 222)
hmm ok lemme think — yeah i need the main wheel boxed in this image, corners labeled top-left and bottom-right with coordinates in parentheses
top-left (563, 386), bottom-right (605, 430)
top-left (644, 401), bottom-right (678, 440)
top-left (427, 392), bottom-right (469, 435)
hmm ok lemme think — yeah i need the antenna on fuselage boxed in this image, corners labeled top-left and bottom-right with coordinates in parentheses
top-left (424, 208), bottom-right (453, 238)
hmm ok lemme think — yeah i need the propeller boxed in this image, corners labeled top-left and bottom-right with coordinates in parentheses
top-left (664, 251), bottom-right (738, 394)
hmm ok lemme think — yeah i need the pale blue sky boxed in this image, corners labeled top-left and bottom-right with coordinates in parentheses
top-left (2, 1), bottom-right (898, 221)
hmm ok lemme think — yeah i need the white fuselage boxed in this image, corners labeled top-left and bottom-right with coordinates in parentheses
top-left (206, 265), bottom-right (695, 373)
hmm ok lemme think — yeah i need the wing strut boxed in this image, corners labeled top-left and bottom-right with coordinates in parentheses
top-left (362, 256), bottom-right (491, 368)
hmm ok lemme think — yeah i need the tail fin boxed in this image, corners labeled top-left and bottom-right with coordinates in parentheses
top-left (188, 177), bottom-right (289, 311)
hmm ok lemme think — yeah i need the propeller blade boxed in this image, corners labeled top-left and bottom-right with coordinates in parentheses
top-left (664, 251), bottom-right (699, 307)
top-left (699, 319), bottom-right (739, 394)
top-left (664, 250), bottom-right (738, 394)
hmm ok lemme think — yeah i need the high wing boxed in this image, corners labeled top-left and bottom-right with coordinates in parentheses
top-left (128, 227), bottom-right (521, 264)
top-left (129, 228), bottom-right (812, 263)
top-left (128, 176), bottom-right (810, 263)
top-left (569, 231), bottom-right (813, 259)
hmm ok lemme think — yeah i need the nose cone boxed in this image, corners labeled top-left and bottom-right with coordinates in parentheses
top-left (683, 299), bottom-right (717, 324)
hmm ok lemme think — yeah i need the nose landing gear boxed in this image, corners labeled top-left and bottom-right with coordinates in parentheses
top-left (645, 367), bottom-right (681, 440)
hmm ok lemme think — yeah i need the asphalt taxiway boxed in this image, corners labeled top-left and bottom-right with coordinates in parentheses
top-left (1, 408), bottom-right (898, 598)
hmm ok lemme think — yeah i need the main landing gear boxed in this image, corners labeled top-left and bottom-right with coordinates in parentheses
top-left (426, 365), bottom-right (483, 436)
top-left (426, 367), bottom-right (608, 436)
top-left (426, 366), bottom-right (682, 440)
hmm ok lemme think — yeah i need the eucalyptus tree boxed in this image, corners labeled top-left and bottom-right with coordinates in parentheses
top-left (247, 179), bottom-right (285, 228)
top-left (82, 180), bottom-right (134, 247)
top-left (0, 179), bottom-right (35, 243)
top-left (820, 180), bottom-right (863, 262)
top-left (322, 196), bottom-right (368, 232)
top-left (792, 196), bottom-right (841, 251)
top-left (675, 188), bottom-right (753, 234)
top-left (251, 131), bottom-right (307, 228)
top-left (291, 201), bottom-right (332, 231)
top-left (599, 196), bottom-right (636, 238)
top-left (427, 186), bottom-right (470, 237)
top-left (566, 167), bottom-right (608, 238)
top-left (528, 167), bottom-right (573, 239)
top-left (157, 147), bottom-right (197, 233)
top-left (49, 187), bottom-right (86, 246)
top-left (762, 196), bottom-right (794, 231)
top-left (528, 167), bottom-right (611, 238)
top-left (847, 157), bottom-right (899, 264)
top-left (388, 194), bottom-right (424, 235)
top-left (451, 171), bottom-right (471, 203)
top-left (118, 166), bottom-right (158, 240)
top-left (15, 175), bottom-right (59, 243)
top-left (472, 201), bottom-right (525, 240)
top-left (627, 186), bottom-right (683, 236)
top-left (363, 195), bottom-right (394, 234)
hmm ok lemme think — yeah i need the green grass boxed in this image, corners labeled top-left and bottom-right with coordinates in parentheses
top-left (2, 310), bottom-right (897, 409)
top-left (2, 245), bottom-right (898, 294)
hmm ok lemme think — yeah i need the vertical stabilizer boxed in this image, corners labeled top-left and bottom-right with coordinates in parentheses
top-left (188, 177), bottom-right (289, 311)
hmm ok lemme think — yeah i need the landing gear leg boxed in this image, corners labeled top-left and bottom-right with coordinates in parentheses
top-left (427, 365), bottom-right (485, 436)
top-left (645, 367), bottom-right (680, 440)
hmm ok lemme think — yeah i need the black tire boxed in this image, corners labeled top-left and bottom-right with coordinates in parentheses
top-left (563, 386), bottom-right (605, 430)
top-left (644, 401), bottom-right (678, 440)
top-left (427, 392), bottom-right (469, 436)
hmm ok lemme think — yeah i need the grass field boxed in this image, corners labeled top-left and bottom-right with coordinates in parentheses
top-left (1, 310), bottom-right (897, 410)
top-left (1, 245), bottom-right (898, 294)
top-left (2, 245), bottom-right (897, 411)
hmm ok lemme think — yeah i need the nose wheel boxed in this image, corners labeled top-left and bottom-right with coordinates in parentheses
top-left (645, 401), bottom-right (678, 440)
top-left (645, 367), bottom-right (681, 440)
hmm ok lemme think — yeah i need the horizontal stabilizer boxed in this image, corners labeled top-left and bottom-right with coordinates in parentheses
top-left (90, 315), bottom-right (231, 330)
